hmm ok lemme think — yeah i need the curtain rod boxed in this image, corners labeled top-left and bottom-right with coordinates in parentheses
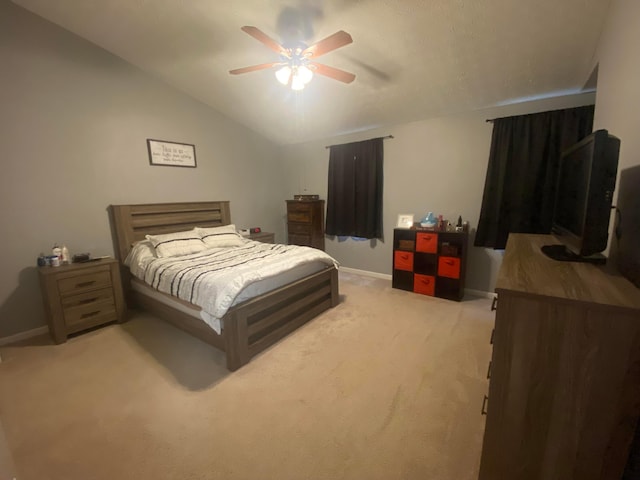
top-left (486, 118), bottom-right (494, 123)
top-left (325, 135), bottom-right (394, 149)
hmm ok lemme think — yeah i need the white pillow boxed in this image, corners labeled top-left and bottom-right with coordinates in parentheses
top-left (145, 229), bottom-right (207, 258)
top-left (196, 224), bottom-right (245, 248)
top-left (124, 240), bottom-right (158, 278)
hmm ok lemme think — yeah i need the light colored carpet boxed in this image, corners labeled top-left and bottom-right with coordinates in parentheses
top-left (0, 272), bottom-right (494, 480)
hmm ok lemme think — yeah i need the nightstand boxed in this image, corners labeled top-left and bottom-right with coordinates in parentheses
top-left (248, 231), bottom-right (275, 243)
top-left (38, 257), bottom-right (126, 343)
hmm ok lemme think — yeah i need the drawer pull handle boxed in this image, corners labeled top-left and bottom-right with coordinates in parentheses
top-left (445, 260), bottom-right (454, 266)
top-left (78, 298), bottom-right (98, 305)
top-left (481, 395), bottom-right (489, 415)
top-left (80, 310), bottom-right (100, 319)
top-left (76, 280), bottom-right (96, 288)
top-left (487, 361), bottom-right (492, 379)
top-left (491, 296), bottom-right (497, 311)
top-left (490, 328), bottom-right (495, 345)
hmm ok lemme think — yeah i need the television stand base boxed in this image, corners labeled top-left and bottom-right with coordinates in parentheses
top-left (541, 244), bottom-right (607, 265)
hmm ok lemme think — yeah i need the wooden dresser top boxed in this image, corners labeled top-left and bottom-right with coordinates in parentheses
top-left (496, 234), bottom-right (640, 311)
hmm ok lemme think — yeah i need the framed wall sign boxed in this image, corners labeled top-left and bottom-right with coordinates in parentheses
top-left (147, 139), bottom-right (197, 168)
top-left (396, 214), bottom-right (414, 228)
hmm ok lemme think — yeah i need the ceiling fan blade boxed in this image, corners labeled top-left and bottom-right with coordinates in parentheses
top-left (229, 62), bottom-right (284, 75)
top-left (241, 26), bottom-right (288, 57)
top-left (302, 30), bottom-right (353, 58)
top-left (309, 62), bottom-right (356, 84)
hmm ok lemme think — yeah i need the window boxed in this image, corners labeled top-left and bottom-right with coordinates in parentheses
top-left (325, 137), bottom-right (384, 239)
top-left (475, 106), bottom-right (594, 249)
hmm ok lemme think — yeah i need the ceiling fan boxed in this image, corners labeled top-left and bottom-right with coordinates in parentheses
top-left (229, 26), bottom-right (356, 90)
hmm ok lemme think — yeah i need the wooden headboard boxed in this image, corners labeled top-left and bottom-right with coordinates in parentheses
top-left (108, 201), bottom-right (231, 262)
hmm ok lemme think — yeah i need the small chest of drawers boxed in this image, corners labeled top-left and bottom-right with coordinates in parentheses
top-left (38, 258), bottom-right (126, 343)
top-left (286, 199), bottom-right (325, 250)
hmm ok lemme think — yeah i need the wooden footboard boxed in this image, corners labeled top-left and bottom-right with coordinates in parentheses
top-left (224, 266), bottom-right (339, 370)
top-left (129, 266), bottom-right (338, 371)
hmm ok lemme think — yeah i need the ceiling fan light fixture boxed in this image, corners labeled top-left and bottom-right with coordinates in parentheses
top-left (233, 26), bottom-right (354, 88)
top-left (275, 65), bottom-right (292, 85)
top-left (276, 64), bottom-right (313, 90)
top-left (297, 65), bottom-right (313, 84)
top-left (291, 74), bottom-right (305, 90)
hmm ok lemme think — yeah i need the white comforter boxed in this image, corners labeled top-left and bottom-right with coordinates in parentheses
top-left (126, 240), bottom-right (338, 333)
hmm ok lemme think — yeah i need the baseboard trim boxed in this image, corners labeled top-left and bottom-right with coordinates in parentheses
top-left (339, 267), bottom-right (392, 281)
top-left (339, 267), bottom-right (494, 299)
top-left (0, 326), bottom-right (48, 346)
top-left (465, 288), bottom-right (495, 299)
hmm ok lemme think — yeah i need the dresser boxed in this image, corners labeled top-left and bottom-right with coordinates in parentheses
top-left (479, 234), bottom-right (640, 480)
top-left (392, 228), bottom-right (467, 301)
top-left (38, 257), bottom-right (126, 343)
top-left (286, 199), bottom-right (325, 250)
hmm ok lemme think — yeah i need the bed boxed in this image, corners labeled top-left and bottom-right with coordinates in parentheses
top-left (108, 201), bottom-right (339, 371)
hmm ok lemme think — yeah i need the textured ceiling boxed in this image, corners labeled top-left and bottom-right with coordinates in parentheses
top-left (12, 0), bottom-right (610, 145)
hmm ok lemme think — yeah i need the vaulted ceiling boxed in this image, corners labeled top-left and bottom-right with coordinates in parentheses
top-left (12, 0), bottom-right (611, 145)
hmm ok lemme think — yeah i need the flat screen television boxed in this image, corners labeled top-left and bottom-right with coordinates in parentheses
top-left (542, 129), bottom-right (620, 263)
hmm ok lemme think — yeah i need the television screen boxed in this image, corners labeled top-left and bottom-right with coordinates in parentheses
top-left (546, 129), bottom-right (620, 262)
top-left (554, 142), bottom-right (592, 238)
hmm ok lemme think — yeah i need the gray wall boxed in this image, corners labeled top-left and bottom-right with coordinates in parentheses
top-left (0, 3), bottom-right (283, 337)
top-left (280, 93), bottom-right (596, 294)
top-left (592, 0), bottom-right (640, 175)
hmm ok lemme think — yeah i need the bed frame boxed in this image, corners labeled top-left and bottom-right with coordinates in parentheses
top-left (108, 201), bottom-right (339, 371)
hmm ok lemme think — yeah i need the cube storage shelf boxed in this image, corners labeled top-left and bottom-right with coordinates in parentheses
top-left (392, 228), bottom-right (468, 301)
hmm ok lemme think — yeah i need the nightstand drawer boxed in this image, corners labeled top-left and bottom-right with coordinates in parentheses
top-left (64, 301), bottom-right (117, 330)
top-left (61, 287), bottom-right (114, 310)
top-left (58, 269), bottom-right (112, 295)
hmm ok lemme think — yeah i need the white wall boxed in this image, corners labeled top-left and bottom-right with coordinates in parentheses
top-left (0, 3), bottom-right (283, 337)
top-left (280, 93), bottom-right (596, 294)
top-left (592, 0), bottom-right (640, 174)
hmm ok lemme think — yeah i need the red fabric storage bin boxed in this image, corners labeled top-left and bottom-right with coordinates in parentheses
top-left (394, 251), bottom-right (414, 271)
top-left (438, 256), bottom-right (461, 279)
top-left (414, 274), bottom-right (435, 296)
top-left (416, 232), bottom-right (438, 253)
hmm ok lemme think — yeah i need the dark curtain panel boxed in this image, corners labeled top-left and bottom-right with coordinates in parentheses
top-left (326, 137), bottom-right (384, 239)
top-left (474, 105), bottom-right (595, 249)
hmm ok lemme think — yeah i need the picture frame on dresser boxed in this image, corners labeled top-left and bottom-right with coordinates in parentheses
top-left (396, 214), bottom-right (414, 228)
